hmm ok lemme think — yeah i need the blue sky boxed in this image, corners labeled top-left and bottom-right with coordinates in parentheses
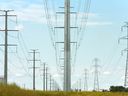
top-left (0, 0), bottom-right (128, 91)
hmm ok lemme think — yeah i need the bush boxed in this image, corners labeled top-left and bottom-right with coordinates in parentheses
top-left (110, 86), bottom-right (128, 92)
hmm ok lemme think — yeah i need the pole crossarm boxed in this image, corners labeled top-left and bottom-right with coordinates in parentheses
top-left (56, 42), bottom-right (77, 43)
top-left (56, 12), bottom-right (76, 14)
top-left (0, 30), bottom-right (19, 31)
top-left (121, 48), bottom-right (128, 56)
top-left (54, 27), bottom-right (78, 29)
top-left (0, 15), bottom-right (17, 17)
top-left (59, 7), bottom-right (74, 8)
top-left (0, 44), bottom-right (17, 46)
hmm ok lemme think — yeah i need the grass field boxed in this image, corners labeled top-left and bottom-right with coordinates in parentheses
top-left (0, 84), bottom-right (128, 96)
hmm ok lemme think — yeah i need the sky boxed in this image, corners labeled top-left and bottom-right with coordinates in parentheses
top-left (0, 0), bottom-right (128, 91)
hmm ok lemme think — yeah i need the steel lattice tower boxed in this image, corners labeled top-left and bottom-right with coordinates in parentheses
top-left (93, 58), bottom-right (100, 91)
top-left (119, 22), bottom-right (128, 87)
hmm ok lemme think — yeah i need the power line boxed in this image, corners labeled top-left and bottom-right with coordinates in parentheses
top-left (43, 0), bottom-right (56, 48)
top-left (14, 52), bottom-right (32, 77)
top-left (77, 0), bottom-right (91, 49)
top-left (17, 32), bottom-right (32, 70)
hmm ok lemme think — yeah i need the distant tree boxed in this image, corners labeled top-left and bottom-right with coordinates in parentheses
top-left (110, 86), bottom-right (126, 92)
top-left (102, 89), bottom-right (108, 92)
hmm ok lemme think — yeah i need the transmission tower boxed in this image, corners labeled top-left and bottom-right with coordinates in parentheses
top-left (119, 22), bottom-right (128, 87)
top-left (84, 69), bottom-right (88, 91)
top-left (29, 49), bottom-right (40, 90)
top-left (93, 58), bottom-right (100, 91)
top-left (0, 10), bottom-right (18, 84)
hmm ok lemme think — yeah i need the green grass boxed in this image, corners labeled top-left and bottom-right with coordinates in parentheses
top-left (0, 84), bottom-right (128, 96)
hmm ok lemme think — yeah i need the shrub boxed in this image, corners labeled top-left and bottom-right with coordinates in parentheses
top-left (110, 86), bottom-right (128, 92)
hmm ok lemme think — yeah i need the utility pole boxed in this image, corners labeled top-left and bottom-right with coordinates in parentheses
top-left (64, 0), bottom-right (71, 91)
top-left (52, 79), bottom-right (55, 91)
top-left (79, 79), bottom-right (82, 91)
top-left (29, 49), bottom-right (40, 90)
top-left (53, 0), bottom-right (77, 91)
top-left (49, 74), bottom-right (52, 91)
top-left (84, 69), bottom-right (88, 91)
top-left (43, 63), bottom-right (46, 91)
top-left (119, 22), bottom-right (128, 87)
top-left (46, 67), bottom-right (48, 91)
top-left (76, 80), bottom-right (79, 91)
top-left (40, 62), bottom-right (46, 91)
top-left (0, 10), bottom-right (18, 84)
top-left (93, 58), bottom-right (100, 91)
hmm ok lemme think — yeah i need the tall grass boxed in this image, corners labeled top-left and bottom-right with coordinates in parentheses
top-left (0, 84), bottom-right (128, 96)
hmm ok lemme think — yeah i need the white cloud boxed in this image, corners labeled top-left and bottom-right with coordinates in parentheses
top-left (103, 71), bottom-right (111, 75)
top-left (78, 13), bottom-right (99, 18)
top-left (0, 0), bottom-right (26, 10)
top-left (0, 1), bottom-right (46, 24)
top-left (15, 73), bottom-right (24, 77)
top-left (0, 0), bottom-right (112, 27)
top-left (14, 4), bottom-right (46, 24)
top-left (121, 76), bottom-right (124, 80)
top-left (53, 73), bottom-right (60, 78)
top-left (87, 22), bottom-right (113, 26)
